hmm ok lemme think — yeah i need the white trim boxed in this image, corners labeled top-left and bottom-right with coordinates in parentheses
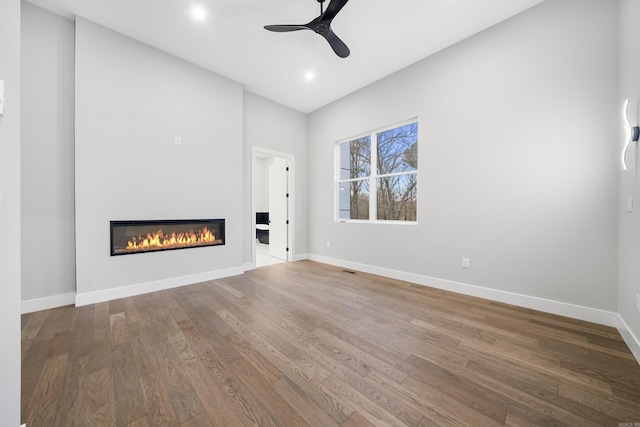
top-left (243, 262), bottom-right (256, 271)
top-left (21, 292), bottom-right (76, 314)
top-left (292, 253), bottom-right (309, 262)
top-left (251, 146), bottom-right (296, 265)
top-left (335, 119), bottom-right (418, 223)
top-left (335, 117), bottom-right (420, 146)
top-left (308, 254), bottom-right (619, 328)
top-left (75, 266), bottom-right (243, 306)
top-left (617, 314), bottom-right (640, 364)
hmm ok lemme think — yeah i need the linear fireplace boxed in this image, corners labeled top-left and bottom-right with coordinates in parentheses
top-left (110, 219), bottom-right (225, 256)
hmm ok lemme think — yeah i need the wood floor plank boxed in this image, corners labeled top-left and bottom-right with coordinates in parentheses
top-left (157, 339), bottom-right (204, 424)
top-left (139, 369), bottom-right (181, 427)
top-left (272, 377), bottom-right (342, 427)
top-left (111, 342), bottom-right (146, 426)
top-left (195, 339), bottom-right (279, 427)
top-left (321, 374), bottom-right (408, 427)
top-left (21, 338), bottom-right (53, 421)
top-left (47, 330), bottom-right (72, 358)
top-left (25, 353), bottom-right (69, 426)
top-left (21, 260), bottom-right (640, 427)
top-left (109, 298), bottom-right (126, 315)
top-left (312, 327), bottom-right (406, 382)
top-left (342, 410), bottom-right (378, 427)
top-left (68, 304), bottom-right (95, 360)
top-left (462, 357), bottom-right (615, 426)
top-left (226, 332), bottom-right (284, 385)
top-left (89, 302), bottom-right (113, 372)
top-left (128, 320), bottom-right (161, 377)
top-left (125, 416), bottom-right (150, 427)
top-left (85, 366), bottom-right (116, 426)
top-left (110, 312), bottom-right (130, 348)
top-left (230, 357), bottom-right (311, 427)
top-left (218, 308), bottom-right (353, 425)
top-left (179, 410), bottom-right (214, 427)
top-left (124, 298), bottom-right (143, 324)
top-left (52, 354), bottom-right (89, 426)
top-left (184, 360), bottom-right (249, 427)
top-left (167, 328), bottom-right (199, 366)
top-left (558, 381), bottom-right (640, 422)
top-left (248, 315), bottom-right (334, 382)
top-left (21, 309), bottom-right (49, 341)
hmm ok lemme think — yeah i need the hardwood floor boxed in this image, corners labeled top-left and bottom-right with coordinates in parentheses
top-left (22, 260), bottom-right (640, 426)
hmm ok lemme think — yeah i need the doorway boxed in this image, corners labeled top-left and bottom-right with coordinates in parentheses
top-left (252, 147), bottom-right (295, 268)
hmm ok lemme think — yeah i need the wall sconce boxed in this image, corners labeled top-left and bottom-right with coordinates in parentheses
top-left (622, 99), bottom-right (639, 170)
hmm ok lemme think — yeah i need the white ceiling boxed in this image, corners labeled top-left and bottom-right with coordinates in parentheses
top-left (26, 0), bottom-right (545, 113)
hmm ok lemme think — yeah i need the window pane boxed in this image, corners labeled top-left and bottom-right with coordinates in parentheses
top-left (338, 179), bottom-right (369, 220)
top-left (377, 123), bottom-right (418, 175)
top-left (376, 174), bottom-right (417, 221)
top-left (339, 136), bottom-right (371, 180)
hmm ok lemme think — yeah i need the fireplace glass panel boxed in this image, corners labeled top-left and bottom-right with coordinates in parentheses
top-left (110, 219), bottom-right (225, 256)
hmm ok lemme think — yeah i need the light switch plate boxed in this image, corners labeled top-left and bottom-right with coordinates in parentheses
top-left (627, 196), bottom-right (634, 213)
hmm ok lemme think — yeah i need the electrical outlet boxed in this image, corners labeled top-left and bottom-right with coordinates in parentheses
top-left (627, 196), bottom-right (634, 213)
top-left (174, 136), bottom-right (182, 146)
top-left (326, 241), bottom-right (331, 248)
top-left (462, 258), bottom-right (470, 269)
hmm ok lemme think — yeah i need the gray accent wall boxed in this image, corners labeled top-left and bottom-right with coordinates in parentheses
top-left (74, 17), bottom-right (244, 298)
top-left (307, 0), bottom-right (619, 311)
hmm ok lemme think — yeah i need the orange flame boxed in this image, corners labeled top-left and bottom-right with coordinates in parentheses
top-left (125, 227), bottom-right (216, 252)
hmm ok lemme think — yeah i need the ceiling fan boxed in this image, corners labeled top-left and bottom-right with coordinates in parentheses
top-left (264, 0), bottom-right (351, 58)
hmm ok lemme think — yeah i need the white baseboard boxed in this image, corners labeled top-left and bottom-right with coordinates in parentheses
top-left (292, 253), bottom-right (309, 262)
top-left (308, 254), bottom-right (620, 328)
top-left (617, 315), bottom-right (640, 364)
top-left (21, 292), bottom-right (76, 314)
top-left (75, 266), bottom-right (244, 307)
top-left (243, 262), bottom-right (256, 272)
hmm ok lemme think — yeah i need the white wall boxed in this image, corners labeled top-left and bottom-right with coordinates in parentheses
top-left (618, 0), bottom-right (640, 359)
top-left (255, 157), bottom-right (271, 213)
top-left (308, 0), bottom-right (619, 317)
top-left (243, 91), bottom-right (307, 264)
top-left (0, 0), bottom-right (22, 424)
top-left (75, 18), bottom-right (244, 303)
top-left (21, 2), bottom-right (76, 309)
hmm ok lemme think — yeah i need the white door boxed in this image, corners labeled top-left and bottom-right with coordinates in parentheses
top-left (268, 157), bottom-right (288, 261)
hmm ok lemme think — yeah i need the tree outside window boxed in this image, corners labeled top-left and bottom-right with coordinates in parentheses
top-left (337, 120), bottom-right (418, 222)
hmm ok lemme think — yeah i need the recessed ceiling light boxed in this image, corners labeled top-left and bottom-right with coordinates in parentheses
top-left (191, 5), bottom-right (207, 21)
top-left (304, 71), bottom-right (316, 82)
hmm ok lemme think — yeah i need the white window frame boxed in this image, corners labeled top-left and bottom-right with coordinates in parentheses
top-left (335, 118), bottom-right (418, 224)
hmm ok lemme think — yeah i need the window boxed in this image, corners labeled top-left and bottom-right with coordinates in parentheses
top-left (336, 120), bottom-right (418, 222)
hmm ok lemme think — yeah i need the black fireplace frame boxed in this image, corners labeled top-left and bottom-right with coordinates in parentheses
top-left (110, 218), bottom-right (225, 256)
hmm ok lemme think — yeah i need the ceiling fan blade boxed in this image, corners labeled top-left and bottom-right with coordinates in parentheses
top-left (322, 0), bottom-right (349, 21)
top-left (264, 0), bottom-right (351, 58)
top-left (324, 29), bottom-right (350, 58)
top-left (264, 24), bottom-right (309, 32)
